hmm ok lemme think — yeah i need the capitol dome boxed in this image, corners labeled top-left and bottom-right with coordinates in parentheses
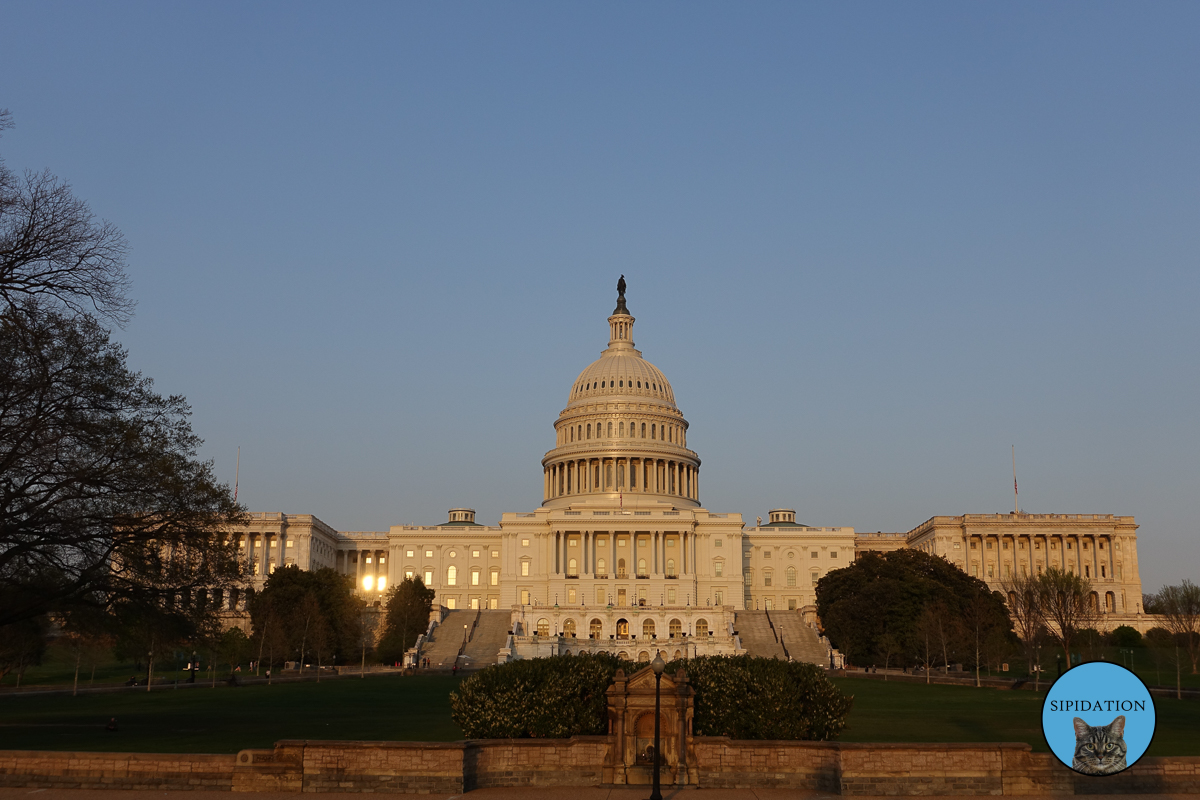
top-left (541, 281), bottom-right (700, 508)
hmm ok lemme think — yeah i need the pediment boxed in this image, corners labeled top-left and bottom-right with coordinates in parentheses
top-left (625, 665), bottom-right (682, 692)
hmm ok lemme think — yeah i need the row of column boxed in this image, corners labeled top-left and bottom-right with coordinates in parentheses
top-left (552, 531), bottom-right (697, 579)
top-left (346, 548), bottom-right (387, 591)
top-left (544, 457), bottom-right (698, 501)
top-left (967, 533), bottom-right (1116, 582)
top-left (237, 532), bottom-right (285, 578)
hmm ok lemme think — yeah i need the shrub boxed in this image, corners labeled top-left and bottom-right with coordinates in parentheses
top-left (452, 653), bottom-right (853, 742)
top-left (1108, 625), bottom-right (1144, 648)
top-left (451, 652), bottom-right (630, 738)
top-left (665, 655), bottom-right (853, 741)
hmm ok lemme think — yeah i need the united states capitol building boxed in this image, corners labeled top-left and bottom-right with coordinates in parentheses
top-left (228, 282), bottom-right (1150, 666)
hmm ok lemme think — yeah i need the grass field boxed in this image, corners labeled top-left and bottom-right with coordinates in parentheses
top-left (1, 672), bottom-right (1196, 756)
top-left (8, 640), bottom-right (1198, 691)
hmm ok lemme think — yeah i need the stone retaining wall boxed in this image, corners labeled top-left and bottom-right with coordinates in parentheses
top-left (2, 739), bottom-right (1197, 794)
top-left (0, 750), bottom-right (235, 790)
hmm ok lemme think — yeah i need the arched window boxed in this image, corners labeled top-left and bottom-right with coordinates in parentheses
top-left (669, 618), bottom-right (682, 638)
top-left (616, 618), bottom-right (629, 638)
top-left (620, 422), bottom-right (624, 437)
top-left (607, 422), bottom-right (613, 437)
top-left (786, 566), bottom-right (796, 587)
top-left (578, 425), bottom-right (582, 440)
top-left (587, 424), bottom-right (591, 439)
top-left (666, 558), bottom-right (676, 577)
top-left (563, 619), bottom-right (577, 637)
top-left (598, 557), bottom-right (607, 576)
top-left (536, 618), bottom-right (550, 637)
top-left (618, 558), bottom-right (627, 578)
top-left (638, 651), bottom-right (650, 662)
top-left (568, 557), bottom-right (578, 576)
top-left (590, 618), bottom-right (603, 638)
top-left (638, 558), bottom-right (647, 577)
top-left (643, 619), bottom-right (655, 638)
top-left (695, 619), bottom-right (709, 637)
top-left (1105, 592), bottom-right (1115, 612)
top-left (570, 427), bottom-right (574, 442)
top-left (641, 423), bottom-right (646, 438)
top-left (447, 565), bottom-right (457, 586)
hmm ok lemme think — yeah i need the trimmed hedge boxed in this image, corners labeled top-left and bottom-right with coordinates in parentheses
top-left (450, 653), bottom-right (852, 741)
top-left (450, 652), bottom-right (630, 738)
top-left (665, 654), bottom-right (853, 740)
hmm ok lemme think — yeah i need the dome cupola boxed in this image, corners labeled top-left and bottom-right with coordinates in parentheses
top-left (542, 278), bottom-right (699, 508)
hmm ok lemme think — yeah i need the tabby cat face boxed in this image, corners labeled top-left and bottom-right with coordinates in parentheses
top-left (1072, 715), bottom-right (1127, 775)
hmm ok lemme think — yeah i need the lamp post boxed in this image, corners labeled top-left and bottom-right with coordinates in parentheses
top-left (189, 650), bottom-right (197, 684)
top-left (649, 651), bottom-right (665, 800)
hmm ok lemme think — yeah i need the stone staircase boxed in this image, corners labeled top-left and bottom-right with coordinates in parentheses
top-left (733, 611), bottom-right (785, 659)
top-left (734, 610), bottom-right (829, 665)
top-left (460, 611), bottom-right (510, 668)
top-left (419, 609), bottom-right (510, 669)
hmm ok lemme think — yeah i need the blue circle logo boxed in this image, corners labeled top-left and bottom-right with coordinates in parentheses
top-left (1042, 661), bottom-right (1155, 776)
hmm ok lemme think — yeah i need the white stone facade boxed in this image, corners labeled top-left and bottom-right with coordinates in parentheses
top-left (226, 285), bottom-right (1149, 641)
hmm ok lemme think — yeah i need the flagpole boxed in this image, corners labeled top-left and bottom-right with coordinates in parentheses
top-left (234, 446), bottom-right (240, 504)
top-left (1012, 445), bottom-right (1018, 514)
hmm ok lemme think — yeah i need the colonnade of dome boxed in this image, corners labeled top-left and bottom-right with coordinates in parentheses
top-left (541, 287), bottom-right (700, 507)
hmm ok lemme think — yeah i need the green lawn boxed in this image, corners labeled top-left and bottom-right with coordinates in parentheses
top-left (1, 672), bottom-right (1195, 757)
top-left (0, 674), bottom-right (463, 753)
top-left (831, 676), bottom-right (1199, 756)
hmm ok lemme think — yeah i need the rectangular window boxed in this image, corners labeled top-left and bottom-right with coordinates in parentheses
top-left (667, 588), bottom-right (676, 604)
top-left (269, 540), bottom-right (276, 548)
top-left (522, 539), bottom-right (530, 547)
top-left (425, 570), bottom-right (433, 584)
top-left (425, 549), bottom-right (433, 557)
top-left (491, 550), bottom-right (499, 557)
top-left (520, 589), bottom-right (530, 605)
top-left (521, 561), bottom-right (530, 576)
top-left (764, 598), bottom-right (774, 610)
top-left (764, 573), bottom-right (772, 586)
top-left (715, 539), bottom-right (722, 547)
top-left (568, 588), bottom-right (577, 604)
top-left (811, 551), bottom-right (818, 559)
top-left (811, 571), bottom-right (818, 585)
top-left (788, 598), bottom-right (797, 610)
top-left (446, 598), bottom-right (456, 609)
top-left (954, 541), bottom-right (961, 549)
top-left (471, 570), bottom-right (480, 586)
top-left (569, 539), bottom-right (578, 547)
top-left (714, 590), bottom-right (723, 604)
top-left (470, 597), bottom-right (479, 609)
top-left (596, 588), bottom-right (606, 604)
top-left (667, 539), bottom-right (675, 547)
top-left (831, 551), bottom-right (838, 558)
top-left (618, 538), bottom-right (627, 547)
top-left (714, 561), bottom-right (723, 577)
top-left (406, 550), bottom-right (414, 557)
top-left (490, 570), bottom-right (498, 586)
top-left (472, 550), bottom-right (480, 557)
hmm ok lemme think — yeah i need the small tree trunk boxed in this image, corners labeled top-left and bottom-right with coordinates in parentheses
top-left (147, 655), bottom-right (153, 692)
top-left (1177, 648), bottom-right (1182, 700)
top-left (73, 651), bottom-right (82, 697)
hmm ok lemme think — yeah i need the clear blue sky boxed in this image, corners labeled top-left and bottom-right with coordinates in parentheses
top-left (3, 2), bottom-right (1197, 592)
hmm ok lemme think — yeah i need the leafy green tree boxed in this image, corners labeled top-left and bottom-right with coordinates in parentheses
top-left (377, 577), bottom-right (435, 664)
top-left (816, 549), bottom-right (1013, 668)
top-left (1108, 625), bottom-right (1143, 648)
top-left (0, 615), bottom-right (48, 686)
top-left (249, 566), bottom-right (363, 666)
